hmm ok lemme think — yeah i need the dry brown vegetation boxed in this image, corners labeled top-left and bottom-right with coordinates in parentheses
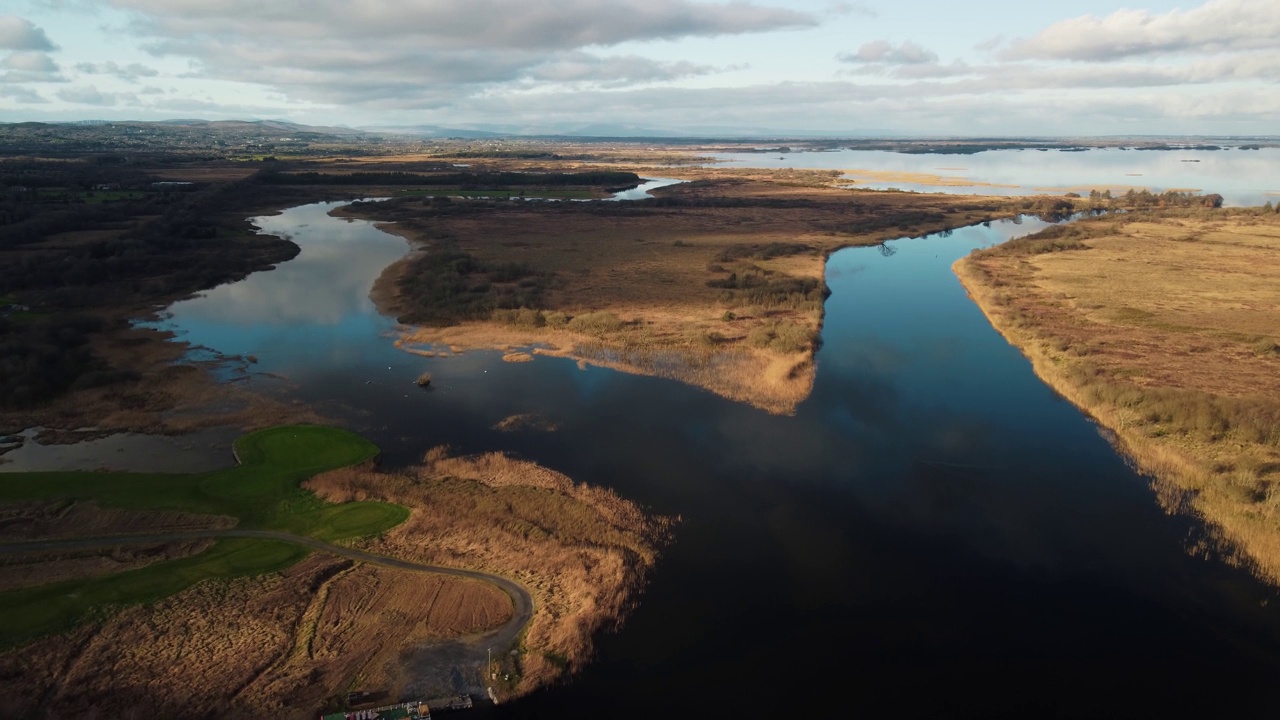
top-left (840, 168), bottom-right (1021, 190)
top-left (955, 208), bottom-right (1280, 581)
top-left (492, 413), bottom-right (559, 433)
top-left (0, 540), bottom-right (214, 592)
top-left (0, 500), bottom-right (235, 542)
top-left (303, 448), bottom-right (672, 695)
top-left (0, 555), bottom-right (510, 719)
top-left (350, 174), bottom-right (1018, 413)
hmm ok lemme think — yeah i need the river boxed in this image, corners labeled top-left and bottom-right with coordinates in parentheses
top-left (9, 173), bottom-right (1280, 715)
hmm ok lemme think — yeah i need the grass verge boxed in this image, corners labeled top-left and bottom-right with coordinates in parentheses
top-left (0, 425), bottom-right (409, 646)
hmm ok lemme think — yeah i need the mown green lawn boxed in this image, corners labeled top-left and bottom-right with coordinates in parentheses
top-left (0, 425), bottom-right (409, 646)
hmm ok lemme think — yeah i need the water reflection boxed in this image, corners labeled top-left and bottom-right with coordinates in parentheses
top-left (0, 426), bottom-right (237, 473)
top-left (60, 200), bottom-right (1280, 715)
top-left (605, 177), bottom-right (684, 201)
top-left (712, 147), bottom-right (1280, 206)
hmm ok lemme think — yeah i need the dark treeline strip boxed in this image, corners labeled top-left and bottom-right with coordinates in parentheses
top-left (259, 170), bottom-right (639, 188)
top-left (394, 245), bottom-right (550, 326)
top-left (1, 168), bottom-right (300, 410)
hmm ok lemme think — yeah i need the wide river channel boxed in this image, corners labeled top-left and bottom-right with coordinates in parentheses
top-left (13, 165), bottom-right (1280, 715)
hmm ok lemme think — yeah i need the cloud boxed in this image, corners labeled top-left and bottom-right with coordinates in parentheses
top-left (75, 60), bottom-right (159, 81)
top-left (0, 16), bottom-right (56, 51)
top-left (0, 85), bottom-right (47, 103)
top-left (106, 0), bottom-right (816, 105)
top-left (1002, 0), bottom-right (1280, 61)
top-left (427, 60), bottom-right (1280, 135)
top-left (527, 54), bottom-right (720, 86)
top-left (56, 84), bottom-right (137, 106)
top-left (824, 2), bottom-right (876, 18)
top-left (840, 40), bottom-right (938, 65)
top-left (0, 51), bottom-right (63, 82)
top-left (114, 0), bottom-right (816, 48)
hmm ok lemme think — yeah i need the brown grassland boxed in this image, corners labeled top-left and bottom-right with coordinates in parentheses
top-left (0, 441), bottom-right (663, 716)
top-left (0, 540), bottom-right (215, 592)
top-left (0, 555), bottom-right (510, 719)
top-left (304, 448), bottom-right (672, 695)
top-left (0, 502), bottom-right (234, 590)
top-left (955, 208), bottom-right (1280, 581)
top-left (348, 173), bottom-right (1026, 413)
top-left (0, 500), bottom-right (235, 542)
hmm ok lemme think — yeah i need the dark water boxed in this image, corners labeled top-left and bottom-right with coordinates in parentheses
top-left (144, 203), bottom-right (1280, 717)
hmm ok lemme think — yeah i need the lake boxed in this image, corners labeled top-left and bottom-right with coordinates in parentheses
top-left (712, 146), bottom-right (1280, 206)
top-left (130, 197), bottom-right (1280, 716)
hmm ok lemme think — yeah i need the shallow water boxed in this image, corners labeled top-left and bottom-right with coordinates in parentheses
top-left (0, 426), bottom-right (236, 473)
top-left (712, 146), bottom-right (1280, 206)
top-left (130, 201), bottom-right (1280, 716)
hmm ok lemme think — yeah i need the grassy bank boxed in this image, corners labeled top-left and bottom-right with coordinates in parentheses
top-left (0, 425), bottom-right (407, 645)
top-left (955, 208), bottom-right (1280, 581)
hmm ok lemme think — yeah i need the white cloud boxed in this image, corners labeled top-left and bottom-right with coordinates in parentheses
top-left (0, 85), bottom-right (47, 103)
top-left (76, 60), bottom-right (159, 81)
top-left (56, 84), bottom-right (138, 106)
top-left (113, 0), bottom-right (816, 49)
top-left (527, 54), bottom-right (720, 86)
top-left (1003, 0), bottom-right (1280, 62)
top-left (0, 51), bottom-right (63, 82)
top-left (840, 40), bottom-right (938, 65)
top-left (0, 16), bottom-right (56, 51)
top-left (105, 0), bottom-right (815, 106)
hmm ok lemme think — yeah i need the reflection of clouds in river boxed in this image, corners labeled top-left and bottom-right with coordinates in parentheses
top-left (168, 203), bottom-right (408, 327)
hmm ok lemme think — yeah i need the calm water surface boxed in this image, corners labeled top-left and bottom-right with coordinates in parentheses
top-left (713, 147), bottom-right (1280, 206)
top-left (132, 200), bottom-right (1280, 717)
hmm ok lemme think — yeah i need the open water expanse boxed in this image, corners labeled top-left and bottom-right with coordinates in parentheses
top-left (9, 156), bottom-right (1280, 716)
top-left (713, 146), bottom-right (1280, 206)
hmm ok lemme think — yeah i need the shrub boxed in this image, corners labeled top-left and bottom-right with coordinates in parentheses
top-left (567, 311), bottom-right (624, 336)
top-left (492, 308), bottom-right (546, 328)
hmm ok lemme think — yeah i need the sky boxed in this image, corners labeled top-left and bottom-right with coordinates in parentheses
top-left (1, 0), bottom-right (1277, 135)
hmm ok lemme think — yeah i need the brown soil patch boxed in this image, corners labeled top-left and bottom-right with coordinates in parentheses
top-left (0, 555), bottom-right (510, 719)
top-left (304, 449), bottom-right (672, 697)
top-left (955, 208), bottom-right (1280, 581)
top-left (501, 352), bottom-right (534, 363)
top-left (150, 167), bottom-right (262, 182)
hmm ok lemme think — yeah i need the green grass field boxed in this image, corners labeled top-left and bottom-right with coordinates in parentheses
top-left (0, 425), bottom-right (410, 646)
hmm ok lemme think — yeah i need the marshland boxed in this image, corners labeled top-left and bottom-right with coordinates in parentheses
top-left (3, 133), bottom-right (1280, 718)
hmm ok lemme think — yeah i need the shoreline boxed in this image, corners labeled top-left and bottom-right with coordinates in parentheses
top-left (953, 211), bottom-right (1280, 583)
top-left (341, 181), bottom-right (1024, 414)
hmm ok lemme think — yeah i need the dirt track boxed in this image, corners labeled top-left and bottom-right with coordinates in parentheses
top-left (0, 528), bottom-right (533, 695)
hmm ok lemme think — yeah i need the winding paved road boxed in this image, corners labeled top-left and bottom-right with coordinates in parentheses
top-left (0, 529), bottom-right (533, 691)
